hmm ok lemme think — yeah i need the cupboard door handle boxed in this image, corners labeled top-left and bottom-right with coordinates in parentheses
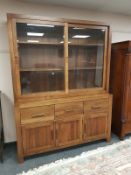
top-left (51, 130), bottom-right (54, 140)
top-left (56, 127), bottom-right (58, 139)
top-left (84, 123), bottom-right (86, 132)
top-left (32, 113), bottom-right (45, 118)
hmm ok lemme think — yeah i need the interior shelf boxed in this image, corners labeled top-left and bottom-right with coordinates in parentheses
top-left (18, 41), bottom-right (103, 47)
top-left (20, 67), bottom-right (103, 72)
top-left (20, 68), bottom-right (63, 72)
top-left (69, 43), bottom-right (103, 47)
top-left (69, 67), bottom-right (103, 70)
top-left (18, 41), bottom-right (63, 45)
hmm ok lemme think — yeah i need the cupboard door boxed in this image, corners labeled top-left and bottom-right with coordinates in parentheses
top-left (68, 25), bottom-right (107, 90)
top-left (16, 22), bottom-right (65, 94)
top-left (56, 116), bottom-right (82, 147)
top-left (22, 121), bottom-right (54, 155)
top-left (83, 113), bottom-right (107, 141)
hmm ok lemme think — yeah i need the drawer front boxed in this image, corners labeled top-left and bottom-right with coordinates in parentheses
top-left (55, 102), bottom-right (83, 118)
top-left (84, 112), bottom-right (108, 119)
top-left (84, 98), bottom-right (108, 114)
top-left (21, 105), bottom-right (54, 124)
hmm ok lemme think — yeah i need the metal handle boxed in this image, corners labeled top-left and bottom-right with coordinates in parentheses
top-left (65, 109), bottom-right (72, 112)
top-left (32, 113), bottom-right (45, 118)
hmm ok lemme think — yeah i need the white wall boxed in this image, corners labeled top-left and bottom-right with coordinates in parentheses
top-left (1, 0), bottom-right (131, 142)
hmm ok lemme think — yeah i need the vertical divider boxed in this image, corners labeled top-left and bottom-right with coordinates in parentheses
top-left (12, 19), bottom-right (21, 97)
top-left (102, 28), bottom-right (108, 90)
top-left (64, 23), bottom-right (69, 93)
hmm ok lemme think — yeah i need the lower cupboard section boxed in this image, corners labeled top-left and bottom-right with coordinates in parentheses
top-left (21, 114), bottom-right (108, 156)
top-left (22, 121), bottom-right (55, 155)
top-left (83, 114), bottom-right (107, 141)
top-left (18, 95), bottom-right (112, 161)
top-left (55, 115), bottom-right (82, 147)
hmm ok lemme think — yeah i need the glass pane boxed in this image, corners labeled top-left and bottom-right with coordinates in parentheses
top-left (68, 26), bottom-right (105, 89)
top-left (16, 22), bottom-right (64, 94)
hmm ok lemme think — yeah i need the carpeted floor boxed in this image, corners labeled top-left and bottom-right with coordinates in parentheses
top-left (0, 134), bottom-right (129, 175)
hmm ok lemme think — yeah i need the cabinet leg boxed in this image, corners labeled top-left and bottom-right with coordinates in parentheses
top-left (18, 155), bottom-right (24, 163)
top-left (106, 135), bottom-right (111, 142)
top-left (16, 138), bottom-right (24, 163)
top-left (0, 145), bottom-right (4, 163)
top-left (119, 135), bottom-right (125, 141)
top-left (17, 148), bottom-right (24, 163)
top-left (119, 131), bottom-right (125, 140)
top-left (120, 137), bottom-right (124, 141)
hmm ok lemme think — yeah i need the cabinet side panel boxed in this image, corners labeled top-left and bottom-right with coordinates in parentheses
top-left (123, 54), bottom-right (131, 121)
top-left (7, 16), bottom-right (18, 99)
top-left (14, 106), bottom-right (24, 163)
top-left (110, 48), bottom-right (125, 136)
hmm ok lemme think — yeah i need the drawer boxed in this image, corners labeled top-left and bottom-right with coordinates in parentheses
top-left (21, 105), bottom-right (54, 124)
top-left (84, 112), bottom-right (108, 119)
top-left (55, 102), bottom-right (83, 118)
top-left (84, 98), bottom-right (108, 114)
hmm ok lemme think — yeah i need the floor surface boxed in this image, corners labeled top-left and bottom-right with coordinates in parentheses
top-left (0, 134), bottom-right (129, 175)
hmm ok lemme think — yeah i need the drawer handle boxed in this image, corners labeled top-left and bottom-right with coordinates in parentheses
top-left (32, 113), bottom-right (45, 118)
top-left (65, 109), bottom-right (72, 112)
top-left (91, 106), bottom-right (101, 110)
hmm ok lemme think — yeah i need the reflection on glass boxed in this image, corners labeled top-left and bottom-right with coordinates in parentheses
top-left (16, 22), bottom-right (64, 94)
top-left (68, 26), bottom-right (105, 89)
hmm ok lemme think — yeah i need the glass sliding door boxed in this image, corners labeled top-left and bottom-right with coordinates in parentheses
top-left (16, 22), bottom-right (65, 94)
top-left (68, 25), bottom-right (106, 90)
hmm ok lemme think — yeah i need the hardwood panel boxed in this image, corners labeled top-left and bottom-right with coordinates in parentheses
top-left (83, 113), bottom-right (107, 141)
top-left (55, 115), bottom-right (82, 146)
top-left (55, 102), bottom-right (83, 118)
top-left (22, 121), bottom-right (55, 154)
top-left (21, 105), bottom-right (54, 124)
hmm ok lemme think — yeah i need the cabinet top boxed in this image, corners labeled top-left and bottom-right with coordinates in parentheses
top-left (112, 41), bottom-right (131, 50)
top-left (7, 13), bottom-right (110, 27)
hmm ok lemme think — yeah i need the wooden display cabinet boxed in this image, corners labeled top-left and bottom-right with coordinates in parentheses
top-left (7, 13), bottom-right (112, 163)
